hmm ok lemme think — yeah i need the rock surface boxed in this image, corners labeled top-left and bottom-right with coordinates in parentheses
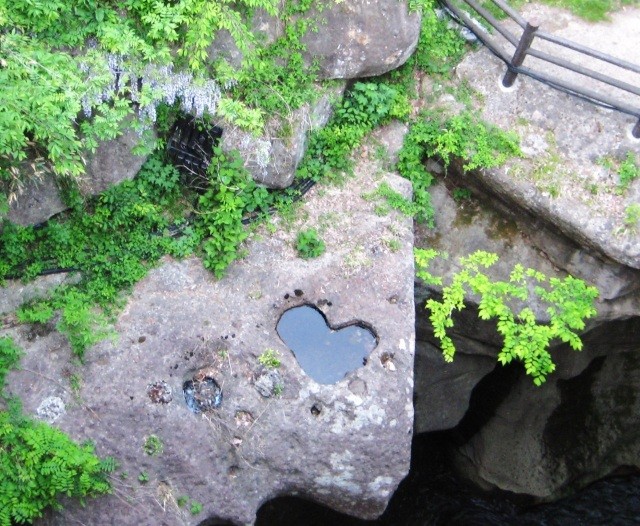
top-left (452, 328), bottom-right (640, 500)
top-left (3, 159), bottom-right (415, 525)
top-left (302, 0), bottom-right (421, 79)
top-left (206, 1), bottom-right (421, 80)
top-left (7, 127), bottom-right (150, 226)
top-left (453, 4), bottom-right (640, 269)
top-left (412, 169), bottom-right (640, 497)
top-left (221, 83), bottom-right (345, 189)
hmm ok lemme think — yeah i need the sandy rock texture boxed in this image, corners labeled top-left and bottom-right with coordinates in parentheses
top-left (3, 159), bottom-right (415, 525)
top-left (6, 127), bottom-right (151, 227)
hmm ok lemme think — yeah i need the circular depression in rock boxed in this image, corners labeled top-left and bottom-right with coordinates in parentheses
top-left (276, 304), bottom-right (378, 384)
top-left (183, 376), bottom-right (223, 413)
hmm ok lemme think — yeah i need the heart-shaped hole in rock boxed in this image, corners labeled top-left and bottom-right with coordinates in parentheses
top-left (276, 304), bottom-right (378, 384)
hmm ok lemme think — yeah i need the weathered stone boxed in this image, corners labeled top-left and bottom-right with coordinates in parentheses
top-left (452, 331), bottom-right (640, 501)
top-left (80, 127), bottom-right (150, 197)
top-left (453, 4), bottom-right (640, 269)
top-left (302, 0), bottom-right (420, 79)
top-left (220, 82), bottom-right (345, 188)
top-left (414, 340), bottom-right (494, 434)
top-left (7, 127), bottom-right (151, 226)
top-left (415, 182), bottom-right (640, 322)
top-left (4, 159), bottom-right (415, 525)
top-left (412, 179), bottom-right (640, 501)
top-left (6, 176), bottom-right (66, 227)
top-left (36, 396), bottom-right (66, 424)
top-left (206, 2), bottom-right (420, 81)
top-left (207, 9), bottom-right (282, 68)
top-left (370, 120), bottom-right (410, 167)
top-left (254, 369), bottom-right (283, 398)
top-left (0, 273), bottom-right (80, 317)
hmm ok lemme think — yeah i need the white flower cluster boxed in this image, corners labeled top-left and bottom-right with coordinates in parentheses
top-left (238, 134), bottom-right (271, 175)
top-left (253, 139), bottom-right (271, 172)
top-left (79, 54), bottom-right (230, 125)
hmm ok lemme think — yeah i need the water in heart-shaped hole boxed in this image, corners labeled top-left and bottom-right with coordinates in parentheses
top-left (276, 304), bottom-right (378, 384)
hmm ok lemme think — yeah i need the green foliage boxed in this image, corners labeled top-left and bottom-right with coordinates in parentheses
top-left (0, 0), bottom-right (281, 189)
top-left (396, 111), bottom-right (521, 226)
top-left (258, 349), bottom-right (282, 369)
top-left (363, 182), bottom-right (422, 218)
top-left (3, 0), bottom-right (277, 71)
top-left (0, 409), bottom-right (114, 526)
top-left (598, 151), bottom-right (639, 195)
top-left (196, 147), bottom-right (275, 277)
top-left (452, 0), bottom-right (631, 24)
top-left (623, 203), bottom-right (640, 233)
top-left (0, 338), bottom-right (113, 526)
top-left (143, 434), bottom-right (163, 456)
top-left (415, 249), bottom-right (599, 385)
top-left (409, 0), bottom-right (467, 75)
top-left (0, 337), bottom-right (22, 388)
top-left (0, 32), bottom-right (132, 186)
top-left (335, 83), bottom-right (407, 129)
top-left (297, 81), bottom-right (407, 183)
top-left (138, 471), bottom-right (149, 484)
top-left (2, 154), bottom-right (193, 357)
top-left (406, 111), bottom-right (521, 171)
top-left (536, 0), bottom-right (635, 21)
top-left (190, 500), bottom-right (203, 515)
top-left (296, 228), bottom-right (326, 259)
top-left (233, 0), bottom-right (319, 116)
top-left (452, 187), bottom-right (473, 201)
top-left (617, 152), bottom-right (639, 194)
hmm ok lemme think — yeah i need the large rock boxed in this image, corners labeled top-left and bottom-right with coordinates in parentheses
top-left (221, 82), bottom-right (346, 188)
top-left (3, 159), bottom-right (415, 525)
top-left (412, 179), bottom-right (640, 499)
top-left (414, 340), bottom-right (494, 434)
top-left (207, 1), bottom-right (421, 81)
top-left (302, 0), bottom-right (421, 79)
top-left (452, 325), bottom-right (640, 500)
top-left (7, 127), bottom-right (151, 226)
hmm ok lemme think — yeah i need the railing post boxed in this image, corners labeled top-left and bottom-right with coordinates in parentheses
top-left (502, 19), bottom-right (540, 88)
top-left (633, 119), bottom-right (640, 139)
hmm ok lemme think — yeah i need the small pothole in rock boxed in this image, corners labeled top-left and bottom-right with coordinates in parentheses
top-left (183, 376), bottom-right (223, 413)
top-left (310, 404), bottom-right (322, 416)
top-left (235, 410), bottom-right (254, 427)
top-left (380, 352), bottom-right (397, 371)
top-left (147, 381), bottom-right (173, 404)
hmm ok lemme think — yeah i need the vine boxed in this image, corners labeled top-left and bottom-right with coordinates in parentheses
top-left (396, 111), bottom-right (521, 226)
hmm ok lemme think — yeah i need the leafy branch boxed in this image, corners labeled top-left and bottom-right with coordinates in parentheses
top-left (415, 249), bottom-right (599, 385)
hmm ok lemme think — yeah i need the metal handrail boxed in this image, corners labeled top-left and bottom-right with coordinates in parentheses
top-left (442, 0), bottom-right (640, 137)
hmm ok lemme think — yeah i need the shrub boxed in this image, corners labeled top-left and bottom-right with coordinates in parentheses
top-left (0, 337), bottom-right (114, 525)
top-left (296, 228), bottom-right (325, 259)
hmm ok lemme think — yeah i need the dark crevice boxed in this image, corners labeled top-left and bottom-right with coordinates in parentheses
top-left (449, 360), bottom-right (522, 446)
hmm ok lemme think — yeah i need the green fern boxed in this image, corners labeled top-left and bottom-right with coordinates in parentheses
top-left (0, 338), bottom-right (114, 525)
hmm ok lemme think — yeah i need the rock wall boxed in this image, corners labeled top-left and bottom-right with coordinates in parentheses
top-left (413, 176), bottom-right (640, 500)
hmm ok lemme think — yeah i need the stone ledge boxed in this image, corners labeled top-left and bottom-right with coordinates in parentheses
top-left (4, 158), bottom-right (415, 525)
